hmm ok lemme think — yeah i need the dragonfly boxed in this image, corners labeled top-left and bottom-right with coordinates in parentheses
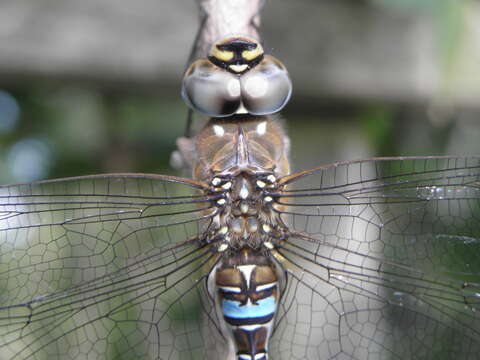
top-left (1, 1), bottom-right (480, 359)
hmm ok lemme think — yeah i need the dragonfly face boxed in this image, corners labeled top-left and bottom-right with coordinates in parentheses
top-left (208, 37), bottom-right (265, 74)
top-left (182, 37), bottom-right (292, 117)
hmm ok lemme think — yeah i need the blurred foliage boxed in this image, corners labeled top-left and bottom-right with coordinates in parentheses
top-left (360, 106), bottom-right (395, 156)
top-left (376, 0), bottom-right (466, 78)
top-left (0, 87), bottom-right (187, 183)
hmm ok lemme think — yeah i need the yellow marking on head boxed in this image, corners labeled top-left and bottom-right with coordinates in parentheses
top-left (229, 64), bottom-right (248, 73)
top-left (210, 46), bottom-right (234, 62)
top-left (242, 42), bottom-right (264, 61)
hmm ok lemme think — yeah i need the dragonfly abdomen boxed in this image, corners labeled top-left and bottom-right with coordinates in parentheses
top-left (214, 248), bottom-right (280, 360)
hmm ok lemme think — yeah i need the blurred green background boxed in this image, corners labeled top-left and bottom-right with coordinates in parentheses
top-left (0, 0), bottom-right (479, 184)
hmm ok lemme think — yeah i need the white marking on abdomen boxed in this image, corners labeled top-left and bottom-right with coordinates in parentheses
top-left (237, 264), bottom-right (255, 288)
top-left (256, 282), bottom-right (276, 292)
top-left (219, 286), bottom-right (242, 293)
top-left (238, 324), bottom-right (262, 331)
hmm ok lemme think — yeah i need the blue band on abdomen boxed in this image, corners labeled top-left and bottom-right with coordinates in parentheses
top-left (222, 297), bottom-right (276, 319)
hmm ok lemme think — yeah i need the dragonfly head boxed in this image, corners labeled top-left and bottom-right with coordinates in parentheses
top-left (182, 37), bottom-right (292, 117)
top-left (208, 36), bottom-right (264, 74)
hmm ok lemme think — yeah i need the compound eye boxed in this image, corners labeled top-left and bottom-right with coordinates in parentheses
top-left (240, 55), bottom-right (292, 116)
top-left (182, 59), bottom-right (241, 117)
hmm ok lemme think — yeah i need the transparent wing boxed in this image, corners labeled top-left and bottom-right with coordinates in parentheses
top-left (0, 174), bottom-right (228, 360)
top-left (271, 156), bottom-right (480, 360)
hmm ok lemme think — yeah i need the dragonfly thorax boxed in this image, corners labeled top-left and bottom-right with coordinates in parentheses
top-left (190, 116), bottom-right (291, 184)
top-left (208, 172), bottom-right (284, 251)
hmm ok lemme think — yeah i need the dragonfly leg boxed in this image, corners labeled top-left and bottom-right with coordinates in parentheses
top-left (170, 136), bottom-right (196, 172)
top-left (184, 108), bottom-right (194, 138)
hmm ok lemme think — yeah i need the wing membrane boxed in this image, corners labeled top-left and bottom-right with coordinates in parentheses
top-left (2, 158), bottom-right (480, 359)
top-left (0, 174), bottom-right (229, 359)
top-left (270, 156), bottom-right (480, 359)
